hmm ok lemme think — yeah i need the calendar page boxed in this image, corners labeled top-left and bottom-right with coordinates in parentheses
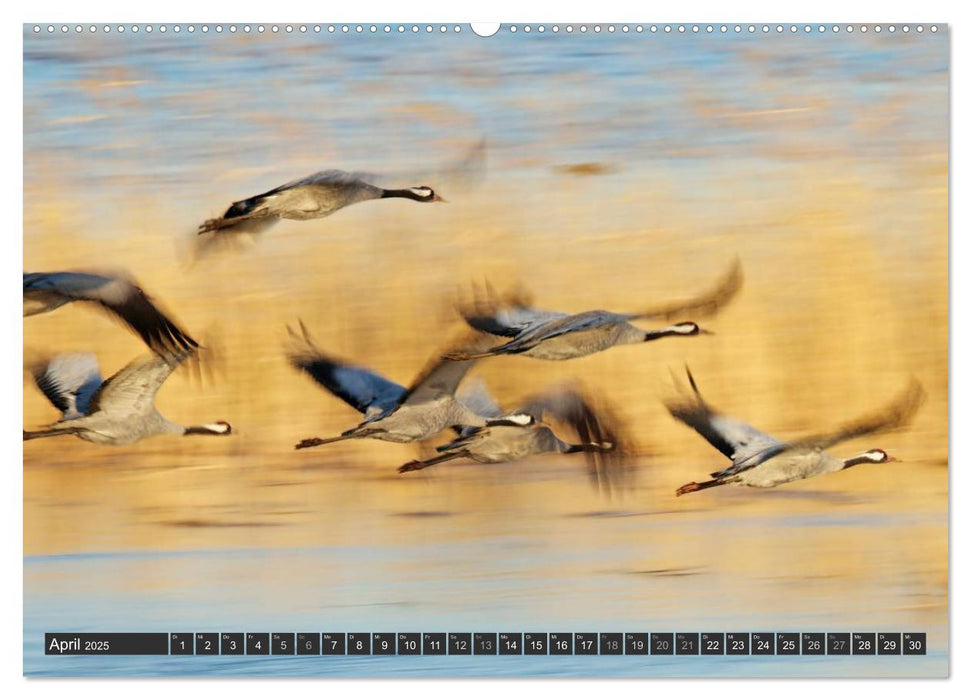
top-left (22, 22), bottom-right (948, 677)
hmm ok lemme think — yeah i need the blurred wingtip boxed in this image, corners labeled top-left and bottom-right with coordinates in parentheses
top-left (283, 319), bottom-right (328, 373)
top-left (183, 221), bottom-right (271, 266)
top-left (179, 324), bottom-right (226, 386)
top-left (454, 278), bottom-right (534, 320)
top-left (898, 375), bottom-right (927, 422)
top-left (432, 136), bottom-right (488, 195)
top-left (684, 364), bottom-right (699, 395)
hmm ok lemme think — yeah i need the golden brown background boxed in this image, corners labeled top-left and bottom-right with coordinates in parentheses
top-left (23, 27), bottom-right (948, 675)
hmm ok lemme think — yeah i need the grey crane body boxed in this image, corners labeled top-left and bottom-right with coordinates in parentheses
top-left (485, 313), bottom-right (682, 360)
top-left (679, 447), bottom-right (890, 494)
top-left (346, 397), bottom-right (489, 444)
top-left (288, 323), bottom-right (493, 450)
top-left (24, 352), bottom-right (231, 446)
top-left (397, 387), bottom-right (631, 493)
top-left (241, 172), bottom-right (385, 221)
top-left (434, 419), bottom-right (578, 464)
top-left (45, 411), bottom-right (186, 446)
top-left (666, 368), bottom-right (924, 496)
top-left (198, 170), bottom-right (443, 235)
top-left (448, 259), bottom-right (743, 362)
top-left (24, 271), bottom-right (198, 359)
top-left (722, 449), bottom-right (846, 489)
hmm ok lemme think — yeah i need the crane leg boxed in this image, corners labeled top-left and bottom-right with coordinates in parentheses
top-left (397, 452), bottom-right (464, 474)
top-left (676, 477), bottom-right (728, 496)
top-left (294, 433), bottom-right (358, 450)
top-left (23, 427), bottom-right (79, 441)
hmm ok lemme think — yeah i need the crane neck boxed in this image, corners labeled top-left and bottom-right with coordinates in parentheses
top-left (563, 442), bottom-right (613, 454)
top-left (642, 323), bottom-right (701, 342)
top-left (381, 188), bottom-right (430, 202)
top-left (183, 422), bottom-right (232, 436)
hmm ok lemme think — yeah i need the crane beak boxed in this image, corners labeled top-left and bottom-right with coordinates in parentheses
top-left (433, 194), bottom-right (448, 203)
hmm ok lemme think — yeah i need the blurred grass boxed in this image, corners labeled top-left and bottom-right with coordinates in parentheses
top-left (23, 156), bottom-right (947, 558)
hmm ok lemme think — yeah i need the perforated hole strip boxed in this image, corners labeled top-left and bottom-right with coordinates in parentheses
top-left (29, 24), bottom-right (944, 36)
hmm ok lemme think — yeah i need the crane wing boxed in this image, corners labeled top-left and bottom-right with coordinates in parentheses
top-left (456, 282), bottom-right (565, 337)
top-left (29, 352), bottom-right (104, 420)
top-left (377, 139), bottom-right (486, 195)
top-left (630, 258), bottom-right (743, 321)
top-left (87, 353), bottom-right (186, 417)
top-left (271, 169), bottom-right (381, 192)
top-left (286, 322), bottom-right (406, 415)
top-left (455, 377), bottom-right (503, 419)
top-left (787, 378), bottom-right (925, 453)
top-left (517, 385), bottom-right (633, 492)
top-left (705, 377), bottom-right (924, 478)
top-left (188, 226), bottom-right (271, 264)
top-left (504, 310), bottom-right (625, 346)
top-left (402, 329), bottom-right (494, 405)
top-left (664, 367), bottom-right (785, 477)
top-left (23, 271), bottom-right (198, 358)
top-left (452, 311), bottom-right (626, 359)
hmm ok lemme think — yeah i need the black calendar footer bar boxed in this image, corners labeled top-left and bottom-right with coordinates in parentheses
top-left (44, 632), bottom-right (927, 656)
